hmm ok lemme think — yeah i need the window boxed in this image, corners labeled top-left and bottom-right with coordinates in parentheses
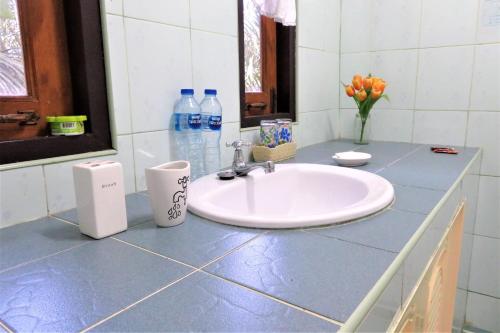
top-left (0, 0), bottom-right (72, 141)
top-left (238, 0), bottom-right (296, 128)
top-left (0, 0), bottom-right (111, 165)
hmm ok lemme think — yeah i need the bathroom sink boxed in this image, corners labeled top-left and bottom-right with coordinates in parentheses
top-left (188, 164), bottom-right (394, 229)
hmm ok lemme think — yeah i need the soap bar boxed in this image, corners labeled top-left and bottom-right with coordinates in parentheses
top-left (73, 160), bottom-right (127, 239)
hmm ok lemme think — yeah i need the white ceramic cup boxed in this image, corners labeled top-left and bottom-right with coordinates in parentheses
top-left (145, 160), bottom-right (190, 227)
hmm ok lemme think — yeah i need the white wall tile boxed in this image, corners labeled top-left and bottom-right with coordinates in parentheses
top-left (341, 0), bottom-right (421, 53)
top-left (43, 163), bottom-right (81, 214)
top-left (416, 46), bottom-right (474, 110)
top-left (123, 0), bottom-right (190, 27)
top-left (458, 233), bottom-right (473, 290)
top-left (466, 292), bottom-right (500, 332)
top-left (340, 108), bottom-right (357, 139)
top-left (240, 128), bottom-right (261, 161)
top-left (240, 128), bottom-right (260, 146)
top-left (453, 288), bottom-right (467, 332)
top-left (413, 111), bottom-right (468, 146)
top-left (371, 109), bottom-right (413, 143)
top-left (329, 108), bottom-right (341, 140)
top-left (475, 176), bottom-right (500, 238)
top-left (190, 0), bottom-right (237, 36)
top-left (299, 110), bottom-right (336, 147)
top-left (0, 167), bottom-right (47, 228)
top-left (298, 47), bottom-right (338, 113)
top-left (103, 0), bottom-right (123, 15)
top-left (298, 0), bottom-right (329, 50)
top-left (115, 135), bottom-right (137, 195)
top-left (470, 44), bottom-right (500, 111)
top-left (420, 0), bottom-right (478, 48)
top-left (476, 0), bottom-right (500, 43)
top-left (462, 173), bottom-right (480, 234)
top-left (44, 136), bottom-right (135, 214)
top-left (104, 14), bottom-right (131, 135)
top-left (324, 0), bottom-right (341, 53)
top-left (468, 235), bottom-right (499, 297)
top-left (220, 122), bottom-right (242, 168)
top-left (191, 31), bottom-right (240, 124)
top-left (466, 112), bottom-right (500, 176)
top-left (340, 0), bottom-right (371, 53)
top-left (133, 130), bottom-right (171, 191)
top-left (125, 18), bottom-right (192, 132)
top-left (370, 50), bottom-right (418, 110)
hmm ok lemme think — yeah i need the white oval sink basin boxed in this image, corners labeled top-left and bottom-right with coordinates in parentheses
top-left (188, 164), bottom-right (394, 229)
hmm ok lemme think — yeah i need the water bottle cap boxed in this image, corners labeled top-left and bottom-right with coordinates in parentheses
top-left (180, 89), bottom-right (194, 95)
top-left (204, 89), bottom-right (217, 96)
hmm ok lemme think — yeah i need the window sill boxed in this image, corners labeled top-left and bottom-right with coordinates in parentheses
top-left (0, 149), bottom-right (117, 171)
top-left (239, 121), bottom-right (300, 133)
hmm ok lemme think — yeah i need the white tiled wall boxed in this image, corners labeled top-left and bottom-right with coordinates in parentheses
top-left (340, 0), bottom-right (499, 331)
top-left (0, 0), bottom-right (341, 228)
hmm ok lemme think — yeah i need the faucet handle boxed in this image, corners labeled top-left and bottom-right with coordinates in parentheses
top-left (226, 140), bottom-right (252, 149)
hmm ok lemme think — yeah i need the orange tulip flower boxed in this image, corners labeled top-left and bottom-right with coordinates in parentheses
top-left (371, 88), bottom-right (382, 100)
top-left (363, 77), bottom-right (373, 90)
top-left (352, 74), bottom-right (363, 90)
top-left (356, 89), bottom-right (367, 102)
top-left (372, 79), bottom-right (386, 93)
top-left (345, 85), bottom-right (355, 97)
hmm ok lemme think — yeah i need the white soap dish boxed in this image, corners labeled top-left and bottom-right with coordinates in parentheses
top-left (332, 151), bottom-right (372, 167)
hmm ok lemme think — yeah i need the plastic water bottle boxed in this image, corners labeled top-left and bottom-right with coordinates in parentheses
top-left (200, 89), bottom-right (222, 174)
top-left (173, 89), bottom-right (204, 179)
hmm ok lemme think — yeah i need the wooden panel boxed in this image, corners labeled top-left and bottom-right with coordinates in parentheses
top-left (238, 0), bottom-right (296, 128)
top-left (0, 0), bottom-right (112, 165)
top-left (391, 203), bottom-right (465, 333)
top-left (0, 0), bottom-right (73, 141)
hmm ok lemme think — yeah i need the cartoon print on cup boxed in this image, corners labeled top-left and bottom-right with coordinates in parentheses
top-left (168, 176), bottom-right (190, 220)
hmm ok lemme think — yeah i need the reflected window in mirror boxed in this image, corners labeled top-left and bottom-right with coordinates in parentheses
top-left (238, 0), bottom-right (296, 128)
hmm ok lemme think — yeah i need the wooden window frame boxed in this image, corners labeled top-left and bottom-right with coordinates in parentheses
top-left (0, 0), bottom-right (112, 165)
top-left (244, 16), bottom-right (277, 116)
top-left (238, 0), bottom-right (296, 128)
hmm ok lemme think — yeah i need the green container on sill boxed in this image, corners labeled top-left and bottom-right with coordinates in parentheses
top-left (46, 115), bottom-right (87, 136)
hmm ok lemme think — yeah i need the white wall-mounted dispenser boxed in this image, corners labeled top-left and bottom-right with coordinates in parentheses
top-left (72, 160), bottom-right (127, 239)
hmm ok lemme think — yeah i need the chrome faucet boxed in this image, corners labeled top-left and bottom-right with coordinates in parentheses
top-left (220, 140), bottom-right (275, 178)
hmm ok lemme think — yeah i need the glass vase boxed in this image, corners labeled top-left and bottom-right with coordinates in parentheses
top-left (354, 113), bottom-right (371, 145)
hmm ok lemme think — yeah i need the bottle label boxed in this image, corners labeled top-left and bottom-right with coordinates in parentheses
top-left (208, 115), bottom-right (222, 131)
top-left (174, 113), bottom-right (186, 131)
top-left (188, 114), bottom-right (201, 130)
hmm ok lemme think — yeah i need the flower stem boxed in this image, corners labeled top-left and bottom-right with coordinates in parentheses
top-left (359, 119), bottom-right (366, 143)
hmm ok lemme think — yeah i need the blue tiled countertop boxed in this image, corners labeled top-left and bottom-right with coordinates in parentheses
top-left (0, 140), bottom-right (480, 332)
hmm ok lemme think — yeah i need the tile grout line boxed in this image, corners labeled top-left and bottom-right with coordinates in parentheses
top-left (122, 14), bottom-right (239, 39)
top-left (110, 237), bottom-right (198, 271)
top-left (301, 228), bottom-right (399, 255)
top-left (340, 107), bottom-right (500, 113)
top-left (84, 230), bottom-right (346, 331)
top-left (340, 40), bottom-right (500, 55)
top-left (0, 242), bottom-right (90, 275)
top-left (196, 231), bottom-right (269, 270)
top-left (0, 320), bottom-right (13, 333)
top-left (50, 215), bottom-right (79, 226)
top-left (41, 165), bottom-right (50, 217)
top-left (81, 232), bottom-right (270, 331)
top-left (464, 2), bottom-right (480, 148)
top-left (410, 0), bottom-right (425, 144)
top-left (80, 269), bottom-right (201, 333)
top-left (466, 290), bottom-right (500, 301)
top-left (50, 212), bottom-right (154, 232)
top-left (384, 145), bottom-right (425, 169)
top-left (199, 270), bottom-right (345, 327)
